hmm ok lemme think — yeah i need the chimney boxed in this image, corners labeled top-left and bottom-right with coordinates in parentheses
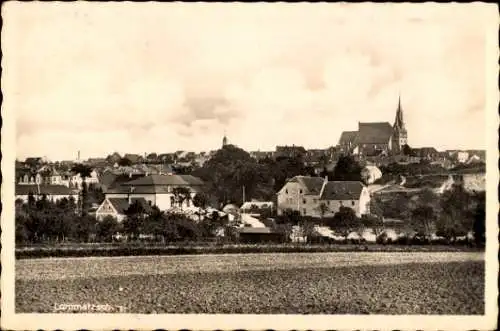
top-left (319, 176), bottom-right (328, 198)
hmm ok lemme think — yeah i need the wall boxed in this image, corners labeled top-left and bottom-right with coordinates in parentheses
top-left (276, 182), bottom-right (304, 215)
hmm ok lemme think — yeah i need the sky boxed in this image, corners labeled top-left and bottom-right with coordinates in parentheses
top-left (3, 2), bottom-right (497, 161)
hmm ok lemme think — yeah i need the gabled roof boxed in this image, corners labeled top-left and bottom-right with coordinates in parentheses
top-left (320, 181), bottom-right (364, 200)
top-left (357, 122), bottom-right (393, 144)
top-left (287, 176), bottom-right (325, 195)
top-left (15, 184), bottom-right (79, 196)
top-left (338, 131), bottom-right (358, 145)
top-left (107, 197), bottom-right (152, 214)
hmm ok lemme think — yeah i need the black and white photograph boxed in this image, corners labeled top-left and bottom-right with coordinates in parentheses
top-left (1, 2), bottom-right (498, 330)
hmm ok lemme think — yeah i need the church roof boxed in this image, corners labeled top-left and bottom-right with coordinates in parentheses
top-left (338, 131), bottom-right (358, 145)
top-left (357, 122), bottom-right (393, 144)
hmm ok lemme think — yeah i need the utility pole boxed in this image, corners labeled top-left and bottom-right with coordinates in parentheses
top-left (242, 185), bottom-right (246, 204)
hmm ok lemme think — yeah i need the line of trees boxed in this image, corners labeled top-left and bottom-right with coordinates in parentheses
top-left (15, 192), bottom-right (230, 245)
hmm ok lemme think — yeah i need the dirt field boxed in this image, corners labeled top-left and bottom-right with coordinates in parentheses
top-left (15, 252), bottom-right (484, 314)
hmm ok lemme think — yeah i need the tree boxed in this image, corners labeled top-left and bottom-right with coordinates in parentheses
top-left (316, 202), bottom-right (330, 223)
top-left (97, 216), bottom-right (120, 242)
top-left (332, 155), bottom-right (362, 181)
top-left (410, 205), bottom-right (436, 240)
top-left (439, 182), bottom-right (474, 240)
top-left (193, 145), bottom-right (269, 205)
top-left (328, 207), bottom-right (358, 240)
top-left (118, 157), bottom-right (132, 167)
top-left (74, 214), bottom-right (97, 242)
top-left (361, 214), bottom-right (385, 239)
top-left (142, 206), bottom-right (166, 242)
top-left (123, 200), bottom-right (147, 241)
top-left (402, 144), bottom-right (413, 156)
top-left (71, 164), bottom-right (93, 215)
top-left (472, 191), bottom-right (485, 246)
top-left (172, 187), bottom-right (192, 210)
top-left (192, 192), bottom-right (208, 209)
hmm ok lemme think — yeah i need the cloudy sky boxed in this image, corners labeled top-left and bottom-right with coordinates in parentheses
top-left (3, 2), bottom-right (496, 161)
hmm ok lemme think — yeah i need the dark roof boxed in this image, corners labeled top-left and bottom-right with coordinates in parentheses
top-left (320, 181), bottom-right (364, 200)
top-left (16, 184), bottom-right (78, 196)
top-left (288, 176), bottom-right (325, 195)
top-left (106, 174), bottom-right (204, 194)
top-left (107, 197), bottom-right (152, 214)
top-left (338, 131), bottom-right (358, 145)
top-left (122, 174), bottom-right (204, 186)
top-left (357, 122), bottom-right (393, 144)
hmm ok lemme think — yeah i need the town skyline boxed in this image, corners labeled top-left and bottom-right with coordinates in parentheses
top-left (5, 2), bottom-right (493, 160)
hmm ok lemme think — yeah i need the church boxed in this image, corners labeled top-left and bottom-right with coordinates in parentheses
top-left (337, 97), bottom-right (408, 156)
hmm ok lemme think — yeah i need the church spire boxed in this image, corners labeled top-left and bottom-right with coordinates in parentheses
top-left (394, 94), bottom-right (405, 131)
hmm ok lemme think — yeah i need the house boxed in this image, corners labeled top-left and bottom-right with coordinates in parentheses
top-left (275, 145), bottom-right (306, 159)
top-left (95, 197), bottom-right (152, 222)
top-left (68, 169), bottom-right (100, 189)
top-left (250, 151), bottom-right (275, 160)
top-left (412, 147), bottom-right (439, 159)
top-left (104, 174), bottom-right (205, 210)
top-left (15, 184), bottom-right (79, 203)
top-left (277, 176), bottom-right (371, 218)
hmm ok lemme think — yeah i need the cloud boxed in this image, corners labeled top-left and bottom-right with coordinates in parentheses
top-left (4, 2), bottom-right (494, 160)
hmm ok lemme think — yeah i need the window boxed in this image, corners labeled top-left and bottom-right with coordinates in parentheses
top-left (327, 201), bottom-right (330, 205)
top-left (303, 208), bottom-right (307, 215)
top-left (299, 189), bottom-right (303, 194)
top-left (352, 201), bottom-right (355, 206)
top-left (303, 199), bottom-right (306, 204)
top-left (285, 189), bottom-right (288, 194)
top-left (187, 199), bottom-right (190, 207)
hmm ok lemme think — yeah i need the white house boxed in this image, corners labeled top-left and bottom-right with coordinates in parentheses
top-left (95, 197), bottom-right (152, 222)
top-left (277, 176), bottom-right (371, 218)
top-left (103, 174), bottom-right (205, 211)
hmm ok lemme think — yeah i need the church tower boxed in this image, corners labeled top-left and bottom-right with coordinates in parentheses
top-left (222, 131), bottom-right (228, 148)
top-left (391, 95), bottom-right (408, 154)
